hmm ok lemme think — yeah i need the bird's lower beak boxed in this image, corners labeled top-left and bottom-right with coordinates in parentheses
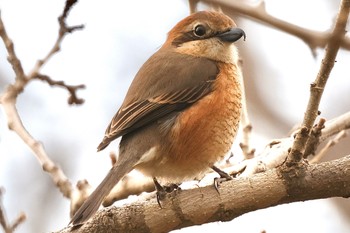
top-left (217, 28), bottom-right (246, 43)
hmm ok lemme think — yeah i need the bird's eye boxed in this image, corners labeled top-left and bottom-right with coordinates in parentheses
top-left (194, 25), bottom-right (206, 37)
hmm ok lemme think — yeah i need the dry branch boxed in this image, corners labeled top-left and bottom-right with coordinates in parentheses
top-left (58, 155), bottom-right (350, 233)
top-left (0, 0), bottom-right (84, 199)
top-left (35, 74), bottom-right (85, 105)
top-left (237, 60), bottom-right (255, 159)
top-left (310, 130), bottom-right (348, 164)
top-left (287, 0), bottom-right (350, 165)
top-left (0, 188), bottom-right (26, 233)
top-left (188, 0), bottom-right (200, 14)
top-left (201, 0), bottom-right (350, 54)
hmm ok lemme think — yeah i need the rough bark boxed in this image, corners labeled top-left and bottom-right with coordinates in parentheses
top-left (56, 155), bottom-right (350, 233)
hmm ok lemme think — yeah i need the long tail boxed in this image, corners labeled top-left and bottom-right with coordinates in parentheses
top-left (69, 163), bottom-right (132, 226)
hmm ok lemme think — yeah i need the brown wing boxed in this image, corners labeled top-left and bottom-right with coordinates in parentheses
top-left (97, 50), bottom-right (218, 151)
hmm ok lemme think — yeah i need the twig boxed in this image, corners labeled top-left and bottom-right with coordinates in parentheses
top-left (0, 0), bottom-right (84, 199)
top-left (310, 130), bottom-right (348, 164)
top-left (286, 0), bottom-right (350, 166)
top-left (109, 151), bottom-right (117, 166)
top-left (0, 12), bottom-right (27, 98)
top-left (70, 180), bottom-right (92, 218)
top-left (303, 118), bottom-right (326, 157)
top-left (189, 1), bottom-right (350, 52)
top-left (239, 124), bottom-right (255, 159)
top-left (321, 111), bottom-right (350, 140)
top-left (27, 1), bottom-right (84, 81)
top-left (237, 60), bottom-right (255, 159)
top-left (0, 188), bottom-right (26, 233)
top-left (35, 74), bottom-right (85, 105)
top-left (103, 175), bottom-right (155, 207)
top-left (201, 0), bottom-right (350, 55)
top-left (188, 0), bottom-right (199, 14)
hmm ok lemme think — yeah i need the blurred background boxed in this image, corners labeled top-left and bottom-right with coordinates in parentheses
top-left (0, 0), bottom-right (349, 232)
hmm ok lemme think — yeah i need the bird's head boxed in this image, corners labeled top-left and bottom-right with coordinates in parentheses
top-left (163, 11), bottom-right (246, 64)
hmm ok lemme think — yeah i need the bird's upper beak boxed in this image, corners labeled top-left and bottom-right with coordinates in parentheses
top-left (217, 28), bottom-right (246, 43)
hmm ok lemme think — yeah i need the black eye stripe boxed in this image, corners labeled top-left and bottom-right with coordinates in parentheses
top-left (172, 28), bottom-right (219, 47)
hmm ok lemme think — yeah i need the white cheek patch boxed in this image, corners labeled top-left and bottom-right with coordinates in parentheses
top-left (175, 38), bottom-right (238, 64)
top-left (134, 147), bottom-right (158, 167)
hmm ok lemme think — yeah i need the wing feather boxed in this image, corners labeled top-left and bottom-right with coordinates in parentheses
top-left (97, 50), bottom-right (218, 151)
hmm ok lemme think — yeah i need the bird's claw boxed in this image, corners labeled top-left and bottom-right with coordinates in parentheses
top-left (211, 165), bottom-right (233, 193)
top-left (153, 177), bottom-right (181, 208)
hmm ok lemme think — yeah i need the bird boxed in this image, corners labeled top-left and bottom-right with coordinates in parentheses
top-left (70, 10), bottom-right (246, 226)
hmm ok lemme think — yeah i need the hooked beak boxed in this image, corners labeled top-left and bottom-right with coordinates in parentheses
top-left (217, 28), bottom-right (246, 43)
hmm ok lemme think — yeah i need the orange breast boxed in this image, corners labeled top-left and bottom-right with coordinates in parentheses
top-left (148, 62), bottom-right (242, 182)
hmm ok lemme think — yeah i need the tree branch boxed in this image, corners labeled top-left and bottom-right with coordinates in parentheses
top-left (188, 0), bottom-right (200, 14)
top-left (237, 59), bottom-right (256, 159)
top-left (287, 0), bottom-right (350, 165)
top-left (201, 0), bottom-right (350, 54)
top-left (0, 0), bottom-right (84, 199)
top-left (310, 130), bottom-right (348, 164)
top-left (58, 155), bottom-right (350, 233)
top-left (0, 188), bottom-right (26, 233)
top-left (35, 74), bottom-right (85, 105)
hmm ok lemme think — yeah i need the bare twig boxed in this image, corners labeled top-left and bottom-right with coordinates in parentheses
top-left (109, 151), bottom-right (118, 166)
top-left (239, 124), bottom-right (255, 159)
top-left (35, 74), bottom-right (85, 105)
top-left (201, 0), bottom-right (350, 54)
top-left (0, 12), bottom-right (27, 97)
top-left (27, 1), bottom-right (84, 81)
top-left (238, 59), bottom-right (255, 159)
top-left (310, 130), bottom-right (348, 164)
top-left (321, 111), bottom-right (350, 140)
top-left (0, 0), bottom-right (84, 199)
top-left (0, 188), bottom-right (26, 233)
top-left (303, 118), bottom-right (326, 157)
top-left (70, 180), bottom-right (92, 217)
top-left (188, 0), bottom-right (199, 14)
top-left (286, 0), bottom-right (350, 166)
top-left (103, 175), bottom-right (155, 207)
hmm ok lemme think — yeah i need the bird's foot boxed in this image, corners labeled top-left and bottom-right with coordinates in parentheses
top-left (211, 165), bottom-right (232, 193)
top-left (153, 177), bottom-right (181, 208)
top-left (163, 183), bottom-right (181, 193)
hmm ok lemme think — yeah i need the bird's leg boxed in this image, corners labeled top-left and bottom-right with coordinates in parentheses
top-left (153, 177), bottom-right (166, 208)
top-left (211, 165), bottom-right (232, 193)
top-left (153, 177), bottom-right (181, 208)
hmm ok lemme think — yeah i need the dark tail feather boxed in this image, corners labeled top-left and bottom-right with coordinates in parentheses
top-left (69, 164), bottom-right (132, 226)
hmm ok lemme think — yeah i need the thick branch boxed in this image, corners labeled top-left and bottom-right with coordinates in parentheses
top-left (58, 155), bottom-right (350, 233)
